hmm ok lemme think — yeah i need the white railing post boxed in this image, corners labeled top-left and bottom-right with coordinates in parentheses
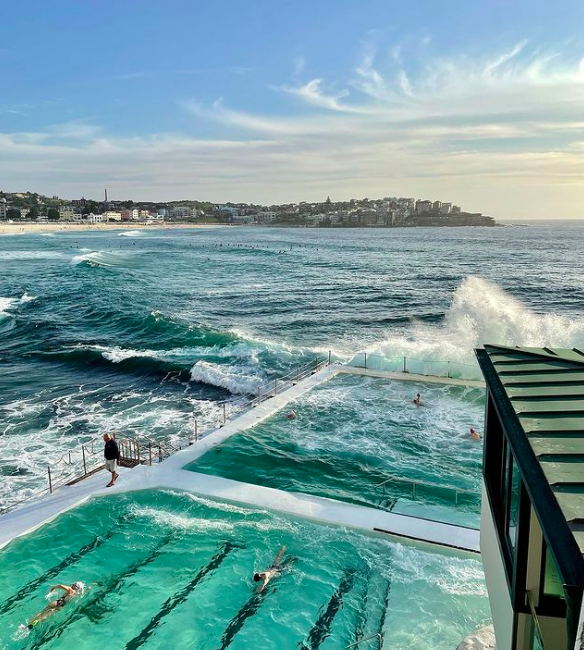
top-left (82, 445), bottom-right (87, 476)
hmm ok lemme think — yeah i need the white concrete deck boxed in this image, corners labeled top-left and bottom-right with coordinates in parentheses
top-left (339, 365), bottom-right (485, 388)
top-left (0, 362), bottom-right (481, 556)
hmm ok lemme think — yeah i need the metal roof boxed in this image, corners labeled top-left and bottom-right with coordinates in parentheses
top-left (482, 344), bottom-right (584, 552)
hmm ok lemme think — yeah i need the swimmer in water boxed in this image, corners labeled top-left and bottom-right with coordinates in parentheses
top-left (253, 546), bottom-right (286, 593)
top-left (413, 393), bottom-right (421, 407)
top-left (470, 427), bottom-right (481, 441)
top-left (286, 410), bottom-right (297, 420)
top-left (25, 582), bottom-right (84, 629)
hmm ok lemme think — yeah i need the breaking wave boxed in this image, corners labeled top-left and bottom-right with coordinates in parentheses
top-left (70, 250), bottom-right (141, 268)
top-left (118, 230), bottom-right (143, 237)
top-left (363, 276), bottom-right (584, 378)
top-left (190, 360), bottom-right (263, 394)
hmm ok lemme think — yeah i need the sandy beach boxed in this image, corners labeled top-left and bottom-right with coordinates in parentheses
top-left (0, 222), bottom-right (227, 235)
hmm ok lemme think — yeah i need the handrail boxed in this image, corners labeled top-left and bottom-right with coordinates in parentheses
top-left (1, 355), bottom-right (333, 516)
top-left (346, 633), bottom-right (382, 649)
top-left (350, 351), bottom-right (480, 380)
top-left (375, 473), bottom-right (477, 508)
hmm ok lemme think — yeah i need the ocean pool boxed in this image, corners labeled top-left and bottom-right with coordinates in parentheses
top-left (0, 489), bottom-right (489, 649)
top-left (186, 374), bottom-right (485, 527)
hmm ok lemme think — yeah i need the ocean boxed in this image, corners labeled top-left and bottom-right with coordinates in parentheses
top-left (1, 224), bottom-right (583, 510)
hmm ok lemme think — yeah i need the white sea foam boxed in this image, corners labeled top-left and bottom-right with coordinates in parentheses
top-left (131, 506), bottom-right (235, 532)
top-left (162, 490), bottom-right (267, 516)
top-left (0, 251), bottom-right (64, 261)
top-left (79, 342), bottom-right (258, 364)
top-left (365, 276), bottom-right (584, 377)
top-left (189, 360), bottom-right (263, 394)
top-left (0, 293), bottom-right (36, 320)
top-left (117, 230), bottom-right (143, 237)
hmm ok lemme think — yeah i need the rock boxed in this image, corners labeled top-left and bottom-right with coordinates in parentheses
top-left (456, 625), bottom-right (496, 650)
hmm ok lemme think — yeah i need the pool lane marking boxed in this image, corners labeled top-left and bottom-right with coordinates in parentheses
top-left (0, 514), bottom-right (129, 617)
top-left (215, 556), bottom-right (297, 650)
top-left (27, 533), bottom-right (175, 649)
top-left (298, 567), bottom-right (357, 650)
top-left (124, 541), bottom-right (242, 650)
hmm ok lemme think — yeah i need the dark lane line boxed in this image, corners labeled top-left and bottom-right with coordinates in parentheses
top-left (298, 568), bottom-right (357, 650)
top-left (124, 541), bottom-right (242, 650)
top-left (0, 515), bottom-right (128, 616)
top-left (29, 533), bottom-right (174, 649)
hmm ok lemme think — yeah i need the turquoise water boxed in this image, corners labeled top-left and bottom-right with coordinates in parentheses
top-left (2, 225), bottom-right (584, 509)
top-left (187, 374), bottom-right (485, 527)
top-left (0, 490), bottom-right (489, 650)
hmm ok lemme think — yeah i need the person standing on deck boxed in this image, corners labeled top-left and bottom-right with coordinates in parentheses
top-left (103, 433), bottom-right (120, 487)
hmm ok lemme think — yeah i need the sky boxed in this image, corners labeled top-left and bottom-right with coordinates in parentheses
top-left (2, 0), bottom-right (584, 218)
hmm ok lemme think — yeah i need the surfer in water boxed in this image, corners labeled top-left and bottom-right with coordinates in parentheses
top-left (470, 427), bottom-right (481, 441)
top-left (413, 393), bottom-right (421, 407)
top-left (253, 546), bottom-right (287, 592)
top-left (24, 582), bottom-right (84, 630)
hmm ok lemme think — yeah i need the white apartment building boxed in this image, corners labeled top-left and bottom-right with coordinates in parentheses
top-left (103, 211), bottom-right (123, 221)
top-left (86, 213), bottom-right (104, 223)
top-left (0, 199), bottom-right (7, 219)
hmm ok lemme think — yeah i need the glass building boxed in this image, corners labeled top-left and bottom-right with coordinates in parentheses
top-left (476, 345), bottom-right (584, 650)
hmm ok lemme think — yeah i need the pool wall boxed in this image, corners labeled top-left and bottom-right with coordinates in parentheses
top-left (0, 364), bottom-right (481, 556)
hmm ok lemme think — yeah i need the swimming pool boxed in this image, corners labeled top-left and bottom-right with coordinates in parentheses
top-left (186, 374), bottom-right (485, 527)
top-left (0, 489), bottom-right (489, 649)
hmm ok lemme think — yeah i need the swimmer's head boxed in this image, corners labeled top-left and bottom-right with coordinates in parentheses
top-left (253, 573), bottom-right (261, 582)
top-left (71, 582), bottom-right (85, 592)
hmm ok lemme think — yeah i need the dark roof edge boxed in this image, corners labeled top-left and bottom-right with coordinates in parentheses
top-left (475, 348), bottom-right (584, 587)
top-left (483, 344), bottom-right (584, 368)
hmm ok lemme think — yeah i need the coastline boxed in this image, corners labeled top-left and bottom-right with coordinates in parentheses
top-left (0, 222), bottom-right (228, 235)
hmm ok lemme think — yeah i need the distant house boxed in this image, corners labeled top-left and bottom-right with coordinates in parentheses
top-left (103, 211), bottom-right (123, 222)
top-left (59, 205), bottom-right (76, 220)
top-left (85, 213), bottom-right (103, 223)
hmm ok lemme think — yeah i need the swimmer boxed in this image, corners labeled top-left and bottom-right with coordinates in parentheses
top-left (413, 393), bottom-right (421, 407)
top-left (470, 427), bottom-right (481, 441)
top-left (25, 582), bottom-right (84, 629)
top-left (286, 410), bottom-right (297, 420)
top-left (253, 546), bottom-right (286, 593)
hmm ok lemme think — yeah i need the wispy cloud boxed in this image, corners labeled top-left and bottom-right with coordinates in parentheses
top-left (2, 40), bottom-right (584, 217)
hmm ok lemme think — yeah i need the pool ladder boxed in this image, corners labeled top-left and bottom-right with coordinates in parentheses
top-left (346, 632), bottom-right (382, 649)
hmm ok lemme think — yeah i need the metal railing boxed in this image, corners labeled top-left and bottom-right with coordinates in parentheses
top-left (0, 354), bottom-right (333, 516)
top-left (350, 352), bottom-right (479, 381)
top-left (346, 633), bottom-right (382, 649)
top-left (375, 474), bottom-right (477, 508)
top-left (189, 353), bottom-right (332, 442)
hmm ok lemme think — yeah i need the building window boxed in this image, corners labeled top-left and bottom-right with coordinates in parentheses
top-left (507, 455), bottom-right (521, 554)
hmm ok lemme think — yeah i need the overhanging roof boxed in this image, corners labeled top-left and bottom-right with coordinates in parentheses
top-left (479, 344), bottom-right (584, 555)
